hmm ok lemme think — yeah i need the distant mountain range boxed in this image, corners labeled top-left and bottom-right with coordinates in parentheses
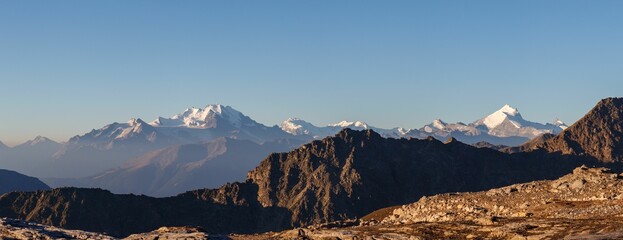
top-left (55, 138), bottom-right (300, 197)
top-left (0, 103), bottom-right (568, 197)
top-left (281, 104), bottom-right (567, 146)
top-left (0, 136), bottom-right (62, 177)
top-left (2, 97), bottom-right (619, 238)
top-left (0, 169), bottom-right (50, 195)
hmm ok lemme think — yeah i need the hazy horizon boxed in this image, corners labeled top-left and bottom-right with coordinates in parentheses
top-left (2, 1), bottom-right (622, 145)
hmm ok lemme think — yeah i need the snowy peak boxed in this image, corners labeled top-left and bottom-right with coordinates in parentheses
top-left (280, 118), bottom-right (316, 135)
top-left (499, 104), bottom-right (520, 116)
top-left (552, 118), bottom-right (568, 130)
top-left (150, 104), bottom-right (248, 128)
top-left (329, 120), bottom-right (370, 129)
top-left (13, 136), bottom-right (61, 149)
top-left (22, 136), bottom-right (57, 146)
top-left (422, 119), bottom-right (448, 133)
top-left (479, 104), bottom-right (524, 129)
top-left (470, 104), bottom-right (568, 139)
top-left (432, 119), bottom-right (447, 129)
top-left (114, 118), bottom-right (156, 141)
top-left (128, 118), bottom-right (147, 127)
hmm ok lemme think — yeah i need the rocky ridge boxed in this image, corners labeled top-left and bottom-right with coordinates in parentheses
top-left (269, 166), bottom-right (623, 239)
top-left (1, 98), bottom-right (622, 238)
top-left (385, 166), bottom-right (623, 224)
top-left (0, 129), bottom-right (593, 237)
top-left (0, 169), bottom-right (50, 194)
top-left (508, 97), bottom-right (623, 162)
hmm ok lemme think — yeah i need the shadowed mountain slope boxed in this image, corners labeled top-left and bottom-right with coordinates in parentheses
top-left (0, 169), bottom-right (50, 194)
top-left (506, 97), bottom-right (623, 162)
top-left (0, 128), bottom-right (600, 237)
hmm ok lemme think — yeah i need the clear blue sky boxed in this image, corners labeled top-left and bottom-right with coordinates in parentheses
top-left (1, 1), bottom-right (622, 145)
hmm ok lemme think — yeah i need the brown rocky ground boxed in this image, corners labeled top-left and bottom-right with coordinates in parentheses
top-left (2, 166), bottom-right (623, 240)
top-left (265, 166), bottom-right (623, 239)
top-left (0, 217), bottom-right (115, 239)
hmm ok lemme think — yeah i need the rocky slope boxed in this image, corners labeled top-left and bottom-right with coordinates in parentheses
top-left (0, 218), bottom-right (233, 240)
top-left (0, 187), bottom-right (291, 237)
top-left (507, 97), bottom-right (623, 162)
top-left (0, 217), bottom-right (115, 240)
top-left (386, 166), bottom-right (623, 223)
top-left (4, 167), bottom-right (623, 239)
top-left (0, 129), bottom-right (596, 237)
top-left (1, 97), bottom-right (620, 238)
top-left (0, 169), bottom-right (50, 194)
top-left (224, 129), bottom-right (588, 228)
top-left (269, 166), bottom-right (623, 239)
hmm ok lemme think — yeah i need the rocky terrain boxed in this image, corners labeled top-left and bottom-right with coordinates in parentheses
top-left (3, 166), bottom-right (622, 239)
top-left (0, 128), bottom-right (593, 237)
top-left (506, 97), bottom-right (623, 163)
top-left (269, 166), bottom-right (623, 239)
top-left (0, 217), bottom-right (114, 240)
top-left (0, 98), bottom-right (621, 238)
top-left (0, 217), bottom-right (235, 239)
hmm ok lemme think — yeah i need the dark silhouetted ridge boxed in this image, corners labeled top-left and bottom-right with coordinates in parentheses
top-left (511, 97), bottom-right (623, 162)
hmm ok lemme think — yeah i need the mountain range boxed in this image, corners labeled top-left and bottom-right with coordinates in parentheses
top-left (0, 103), bottom-right (569, 197)
top-left (61, 138), bottom-right (300, 197)
top-left (0, 97), bottom-right (619, 238)
top-left (281, 104), bottom-right (567, 146)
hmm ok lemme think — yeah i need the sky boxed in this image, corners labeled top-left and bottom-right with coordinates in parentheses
top-left (1, 1), bottom-right (622, 146)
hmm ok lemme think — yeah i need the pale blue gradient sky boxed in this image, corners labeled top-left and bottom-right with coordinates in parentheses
top-left (1, 1), bottom-right (622, 145)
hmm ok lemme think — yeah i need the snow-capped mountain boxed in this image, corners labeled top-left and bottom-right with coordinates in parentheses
top-left (280, 118), bottom-right (337, 138)
top-left (13, 136), bottom-right (60, 149)
top-left (552, 118), bottom-right (569, 130)
top-left (281, 118), bottom-right (409, 139)
top-left (3, 103), bottom-right (568, 180)
top-left (280, 104), bottom-right (568, 146)
top-left (422, 119), bottom-right (448, 133)
top-left (329, 120), bottom-right (370, 129)
top-left (472, 104), bottom-right (566, 138)
top-left (150, 105), bottom-right (250, 129)
top-left (43, 105), bottom-right (304, 178)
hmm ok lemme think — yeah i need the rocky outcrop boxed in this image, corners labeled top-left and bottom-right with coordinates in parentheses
top-left (268, 166), bottom-right (623, 239)
top-left (385, 166), bottom-right (623, 224)
top-left (507, 98), bottom-right (623, 162)
top-left (0, 218), bottom-right (115, 240)
top-left (195, 129), bottom-right (602, 231)
top-left (0, 128), bottom-right (595, 237)
top-left (0, 187), bottom-right (290, 237)
top-left (471, 141), bottom-right (508, 150)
